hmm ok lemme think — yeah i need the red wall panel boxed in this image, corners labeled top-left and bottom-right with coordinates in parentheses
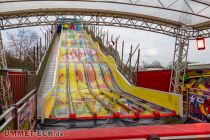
top-left (136, 70), bottom-right (171, 92)
top-left (8, 71), bottom-right (26, 103)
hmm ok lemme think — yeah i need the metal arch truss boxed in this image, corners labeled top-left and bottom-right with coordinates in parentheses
top-left (0, 0), bottom-right (210, 24)
top-left (3, 10), bottom-right (210, 39)
top-left (0, 12), bottom-right (197, 38)
top-left (197, 28), bottom-right (210, 38)
top-left (170, 30), bottom-right (189, 94)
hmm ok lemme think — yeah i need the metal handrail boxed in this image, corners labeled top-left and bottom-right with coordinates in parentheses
top-left (0, 116), bottom-right (14, 131)
top-left (0, 106), bottom-right (15, 121)
top-left (16, 88), bottom-right (36, 106)
top-left (0, 88), bottom-right (37, 131)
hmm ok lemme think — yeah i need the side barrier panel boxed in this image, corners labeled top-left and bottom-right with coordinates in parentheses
top-left (41, 33), bottom-right (61, 122)
top-left (43, 87), bottom-right (56, 119)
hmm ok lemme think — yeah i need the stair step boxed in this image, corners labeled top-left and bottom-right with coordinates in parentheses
top-left (43, 78), bottom-right (54, 81)
top-left (41, 84), bottom-right (53, 87)
top-left (39, 88), bottom-right (52, 92)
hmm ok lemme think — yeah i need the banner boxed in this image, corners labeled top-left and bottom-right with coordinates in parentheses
top-left (189, 93), bottom-right (210, 122)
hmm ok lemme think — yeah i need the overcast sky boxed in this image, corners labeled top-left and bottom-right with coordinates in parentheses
top-left (101, 26), bottom-right (210, 66)
top-left (2, 26), bottom-right (210, 67)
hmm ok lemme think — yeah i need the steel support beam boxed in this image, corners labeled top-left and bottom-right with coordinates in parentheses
top-left (0, 0), bottom-right (210, 23)
top-left (0, 16), bottom-right (178, 38)
top-left (170, 28), bottom-right (189, 94)
top-left (0, 12), bottom-right (205, 39)
top-left (197, 28), bottom-right (210, 38)
top-left (0, 10), bottom-right (183, 38)
top-left (0, 28), bottom-right (5, 69)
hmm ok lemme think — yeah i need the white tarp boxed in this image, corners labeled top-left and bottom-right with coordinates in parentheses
top-left (0, 0), bottom-right (210, 25)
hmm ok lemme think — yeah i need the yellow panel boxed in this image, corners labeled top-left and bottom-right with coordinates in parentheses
top-left (44, 87), bottom-right (56, 118)
top-left (69, 63), bottom-right (78, 93)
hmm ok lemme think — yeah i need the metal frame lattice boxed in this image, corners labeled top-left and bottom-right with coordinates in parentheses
top-left (0, 30), bottom-right (4, 69)
top-left (0, 11), bottom-right (182, 37)
top-left (170, 27), bottom-right (190, 94)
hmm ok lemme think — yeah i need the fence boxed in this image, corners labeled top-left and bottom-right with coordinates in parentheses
top-left (136, 70), bottom-right (171, 92)
top-left (0, 88), bottom-right (37, 131)
top-left (8, 72), bottom-right (26, 103)
top-left (6, 71), bottom-right (37, 104)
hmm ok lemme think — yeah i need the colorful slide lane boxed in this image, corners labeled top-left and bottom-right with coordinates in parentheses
top-left (100, 63), bottom-right (174, 116)
top-left (49, 48), bottom-right (70, 118)
top-left (75, 63), bottom-right (110, 117)
top-left (44, 30), bottom-right (177, 120)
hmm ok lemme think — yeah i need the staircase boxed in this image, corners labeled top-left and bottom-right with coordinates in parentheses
top-left (37, 36), bottom-right (60, 117)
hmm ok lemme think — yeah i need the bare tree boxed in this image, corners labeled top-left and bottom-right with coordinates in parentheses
top-left (141, 60), bottom-right (164, 69)
top-left (149, 61), bottom-right (163, 68)
top-left (5, 29), bottom-right (40, 70)
top-left (7, 29), bottom-right (39, 60)
top-left (142, 61), bottom-right (149, 69)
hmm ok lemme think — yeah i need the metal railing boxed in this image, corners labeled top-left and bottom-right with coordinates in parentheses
top-left (0, 23), bottom-right (59, 131)
top-left (0, 25), bottom-right (57, 130)
top-left (0, 88), bottom-right (37, 131)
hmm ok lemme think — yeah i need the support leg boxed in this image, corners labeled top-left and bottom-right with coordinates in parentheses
top-left (170, 31), bottom-right (189, 94)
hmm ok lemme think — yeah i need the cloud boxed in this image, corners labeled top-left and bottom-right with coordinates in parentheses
top-left (101, 26), bottom-right (175, 65)
top-left (144, 48), bottom-right (158, 56)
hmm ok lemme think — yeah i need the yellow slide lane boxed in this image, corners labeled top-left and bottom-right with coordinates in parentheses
top-left (75, 63), bottom-right (110, 116)
top-left (53, 62), bottom-right (69, 118)
top-left (70, 63), bottom-right (92, 117)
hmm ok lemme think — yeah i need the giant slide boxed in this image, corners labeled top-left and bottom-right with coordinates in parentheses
top-left (42, 30), bottom-right (182, 122)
